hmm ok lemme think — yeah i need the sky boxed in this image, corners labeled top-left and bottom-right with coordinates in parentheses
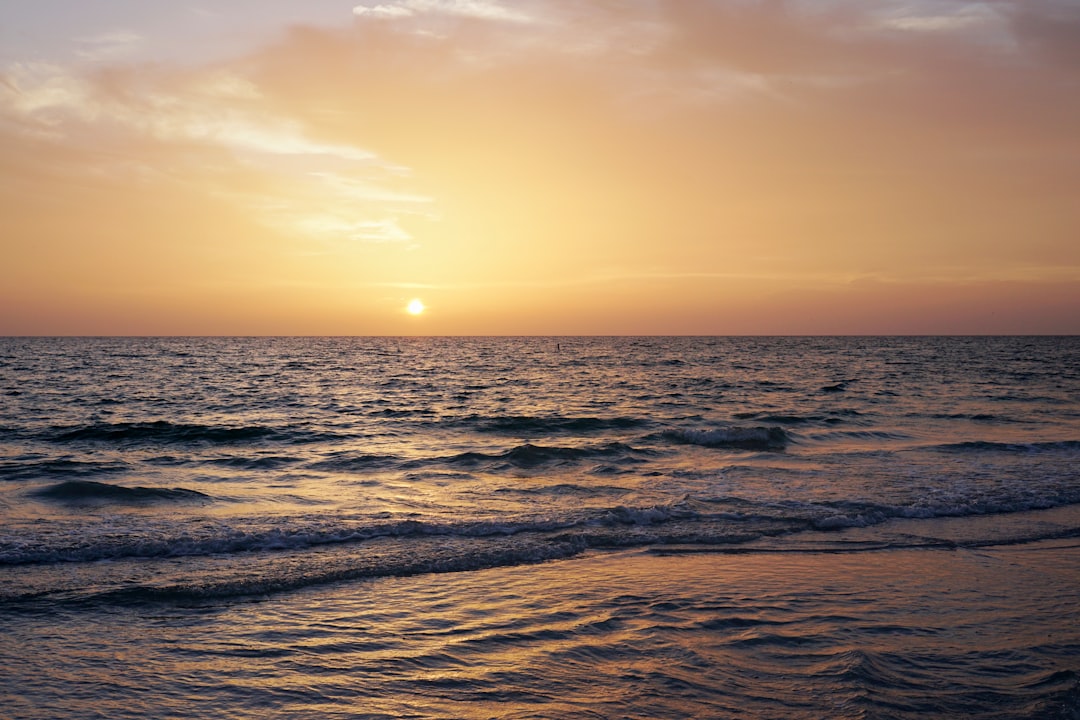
top-left (1, 0), bottom-right (1078, 335)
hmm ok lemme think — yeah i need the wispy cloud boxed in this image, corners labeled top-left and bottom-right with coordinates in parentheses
top-left (0, 59), bottom-right (431, 245)
top-left (353, 0), bottom-right (536, 24)
top-left (74, 30), bottom-right (146, 62)
top-left (870, 1), bottom-right (1005, 35)
top-left (2, 64), bottom-right (376, 161)
top-left (294, 215), bottom-right (414, 243)
top-left (1, 62), bottom-right (90, 128)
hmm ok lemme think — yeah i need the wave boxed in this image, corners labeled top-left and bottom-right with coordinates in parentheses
top-left (663, 426), bottom-right (790, 450)
top-left (431, 442), bottom-right (653, 469)
top-left (367, 408), bottom-right (436, 419)
top-left (732, 412), bottom-right (843, 426)
top-left (0, 458), bottom-right (130, 482)
top-left (1, 492), bottom-right (783, 567)
top-left (32, 480), bottom-right (211, 504)
top-left (931, 440), bottom-right (1080, 454)
top-left (13, 488), bottom-right (1079, 568)
top-left (0, 513), bottom-right (590, 566)
top-left (66, 537), bottom-right (590, 606)
top-left (5, 498), bottom-right (1080, 607)
top-left (206, 456), bottom-right (304, 470)
top-left (467, 415), bottom-right (649, 434)
top-left (931, 412), bottom-right (1024, 423)
top-left (306, 453), bottom-right (402, 472)
top-left (45, 421), bottom-right (330, 446)
top-left (494, 482), bottom-right (631, 497)
top-left (805, 430), bottom-right (913, 442)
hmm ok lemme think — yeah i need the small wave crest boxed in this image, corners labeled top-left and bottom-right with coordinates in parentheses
top-left (306, 453), bottom-right (401, 472)
top-left (3, 495), bottom-right (752, 568)
top-left (32, 480), bottom-right (211, 504)
top-left (663, 426), bottom-right (789, 450)
top-left (434, 442), bottom-right (652, 469)
top-left (0, 458), bottom-right (129, 482)
top-left (61, 536), bottom-right (589, 606)
top-left (47, 421), bottom-right (327, 446)
top-left (468, 415), bottom-right (649, 434)
top-left (0, 513), bottom-right (587, 566)
top-left (732, 412), bottom-right (844, 426)
top-left (804, 430), bottom-right (913, 443)
top-left (931, 440), bottom-right (1080, 454)
top-left (6, 499), bottom-right (1080, 606)
top-left (206, 456), bottom-right (302, 470)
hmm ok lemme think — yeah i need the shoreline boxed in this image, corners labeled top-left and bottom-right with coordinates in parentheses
top-left (5, 516), bottom-right (1079, 719)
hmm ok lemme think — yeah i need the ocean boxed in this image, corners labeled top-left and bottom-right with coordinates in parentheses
top-left (1, 336), bottom-right (1078, 718)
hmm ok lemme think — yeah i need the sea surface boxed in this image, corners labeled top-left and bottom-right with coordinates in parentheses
top-left (1, 336), bottom-right (1078, 718)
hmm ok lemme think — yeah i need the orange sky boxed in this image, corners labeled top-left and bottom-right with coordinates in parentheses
top-left (2, 0), bottom-right (1078, 335)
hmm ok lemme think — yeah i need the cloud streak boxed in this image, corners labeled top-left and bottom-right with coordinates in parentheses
top-left (74, 30), bottom-right (146, 62)
top-left (353, 0), bottom-right (536, 24)
top-left (0, 58), bottom-right (432, 248)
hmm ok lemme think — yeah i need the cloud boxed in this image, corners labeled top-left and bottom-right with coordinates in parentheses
top-left (75, 30), bottom-right (146, 62)
top-left (353, 0), bottom-right (536, 24)
top-left (873, 2), bottom-right (1004, 35)
top-left (238, 169), bottom-right (435, 245)
top-left (0, 57), bottom-right (433, 246)
top-left (352, 4), bottom-right (415, 19)
top-left (252, 0), bottom-right (1080, 276)
top-left (267, 1), bottom-right (1080, 150)
top-left (308, 171), bottom-right (433, 206)
top-left (1, 63), bottom-right (379, 161)
top-left (294, 215), bottom-right (414, 243)
top-left (0, 62), bottom-right (92, 129)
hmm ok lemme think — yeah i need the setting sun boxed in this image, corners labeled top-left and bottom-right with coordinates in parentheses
top-left (406, 299), bottom-right (426, 316)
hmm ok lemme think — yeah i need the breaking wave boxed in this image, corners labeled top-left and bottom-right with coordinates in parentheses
top-left (9, 487), bottom-right (1080, 570)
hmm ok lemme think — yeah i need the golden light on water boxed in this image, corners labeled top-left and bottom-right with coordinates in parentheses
top-left (406, 299), bottom-right (426, 316)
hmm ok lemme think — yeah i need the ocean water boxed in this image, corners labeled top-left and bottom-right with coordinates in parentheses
top-left (1, 336), bottom-right (1078, 718)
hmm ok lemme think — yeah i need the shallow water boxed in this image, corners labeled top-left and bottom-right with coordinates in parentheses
top-left (3, 527), bottom-right (1079, 719)
top-left (1, 336), bottom-right (1078, 717)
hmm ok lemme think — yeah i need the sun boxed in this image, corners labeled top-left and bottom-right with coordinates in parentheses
top-left (406, 298), bottom-right (426, 316)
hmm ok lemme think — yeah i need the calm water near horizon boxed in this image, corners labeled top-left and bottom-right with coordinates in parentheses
top-left (1, 336), bottom-right (1079, 718)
